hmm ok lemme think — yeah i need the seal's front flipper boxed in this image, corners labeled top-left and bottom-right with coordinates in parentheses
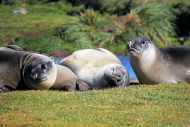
top-left (76, 79), bottom-right (89, 91)
top-left (58, 80), bottom-right (89, 91)
top-left (0, 85), bottom-right (13, 93)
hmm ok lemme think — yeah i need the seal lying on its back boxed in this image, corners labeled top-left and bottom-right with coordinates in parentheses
top-left (59, 48), bottom-right (129, 89)
top-left (127, 37), bottom-right (190, 84)
top-left (50, 65), bottom-right (89, 91)
top-left (0, 48), bottom-right (57, 93)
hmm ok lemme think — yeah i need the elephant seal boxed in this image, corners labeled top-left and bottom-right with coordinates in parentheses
top-left (59, 48), bottom-right (129, 89)
top-left (0, 45), bottom-right (88, 92)
top-left (50, 65), bottom-right (89, 91)
top-left (0, 50), bottom-right (57, 93)
top-left (127, 37), bottom-right (190, 84)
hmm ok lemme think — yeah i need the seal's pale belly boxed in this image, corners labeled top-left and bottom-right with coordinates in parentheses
top-left (60, 48), bottom-right (129, 89)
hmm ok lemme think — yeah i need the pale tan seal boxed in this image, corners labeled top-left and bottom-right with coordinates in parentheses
top-left (59, 48), bottom-right (129, 89)
top-left (0, 49), bottom-right (57, 93)
top-left (127, 37), bottom-right (190, 84)
top-left (50, 65), bottom-right (89, 91)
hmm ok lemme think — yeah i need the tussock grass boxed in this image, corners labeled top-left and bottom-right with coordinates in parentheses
top-left (1, 84), bottom-right (190, 126)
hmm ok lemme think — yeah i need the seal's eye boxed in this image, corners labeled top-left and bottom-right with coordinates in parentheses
top-left (141, 41), bottom-right (146, 45)
top-left (141, 41), bottom-right (148, 48)
top-left (140, 41), bottom-right (148, 51)
top-left (41, 64), bottom-right (47, 69)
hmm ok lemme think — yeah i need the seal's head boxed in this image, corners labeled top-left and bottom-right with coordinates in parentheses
top-left (23, 54), bottom-right (57, 90)
top-left (127, 37), bottom-right (158, 62)
top-left (105, 64), bottom-right (129, 88)
top-left (127, 38), bottom-right (150, 57)
top-left (126, 38), bottom-right (163, 84)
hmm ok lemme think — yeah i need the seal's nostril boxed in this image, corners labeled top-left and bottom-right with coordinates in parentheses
top-left (127, 42), bottom-right (132, 50)
top-left (128, 41), bottom-right (132, 47)
top-left (41, 64), bottom-right (47, 69)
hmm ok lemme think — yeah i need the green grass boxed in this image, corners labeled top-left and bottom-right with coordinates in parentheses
top-left (0, 4), bottom-right (69, 28)
top-left (1, 84), bottom-right (190, 126)
top-left (0, 4), bottom-right (70, 44)
top-left (0, 4), bottom-right (72, 53)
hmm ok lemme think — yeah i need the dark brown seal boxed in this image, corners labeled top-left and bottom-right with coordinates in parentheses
top-left (0, 49), bottom-right (57, 93)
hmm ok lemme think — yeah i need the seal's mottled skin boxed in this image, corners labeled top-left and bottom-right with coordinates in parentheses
top-left (127, 37), bottom-right (190, 84)
top-left (50, 65), bottom-right (89, 91)
top-left (0, 48), bottom-right (57, 93)
top-left (59, 48), bottom-right (129, 89)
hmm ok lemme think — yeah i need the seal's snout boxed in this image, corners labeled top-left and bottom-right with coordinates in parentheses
top-left (29, 61), bottom-right (54, 82)
top-left (127, 38), bottom-right (149, 56)
top-left (127, 39), bottom-right (139, 53)
top-left (126, 40), bottom-right (136, 56)
top-left (127, 41), bottom-right (133, 51)
top-left (128, 41), bottom-right (133, 48)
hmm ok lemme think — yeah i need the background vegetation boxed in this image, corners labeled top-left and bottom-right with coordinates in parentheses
top-left (1, 84), bottom-right (190, 126)
top-left (0, 0), bottom-right (190, 54)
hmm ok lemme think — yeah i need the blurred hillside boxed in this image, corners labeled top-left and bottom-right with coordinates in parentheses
top-left (0, 0), bottom-right (190, 54)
